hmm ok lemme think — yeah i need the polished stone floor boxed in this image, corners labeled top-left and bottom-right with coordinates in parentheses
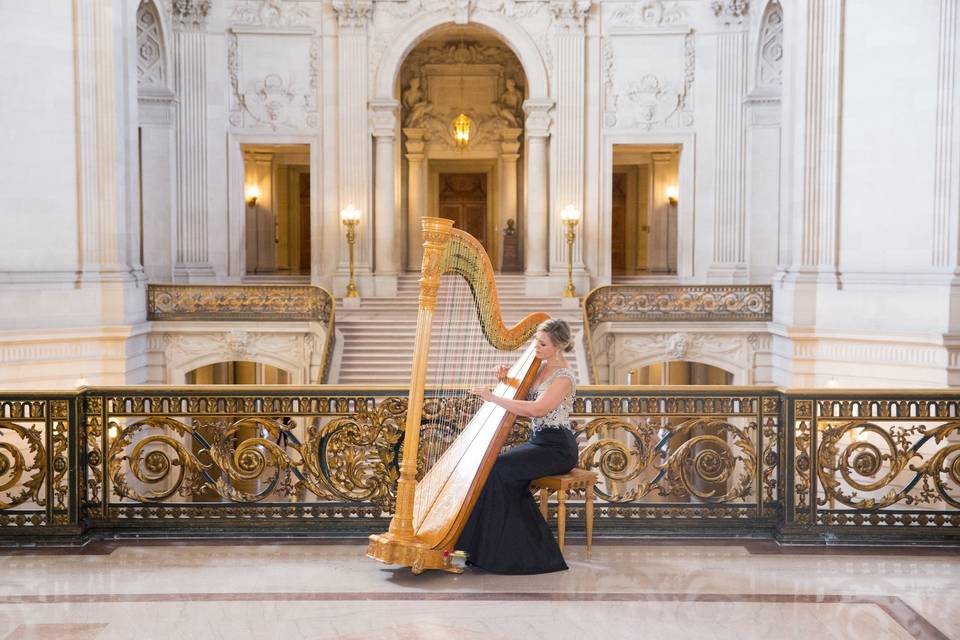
top-left (0, 541), bottom-right (957, 639)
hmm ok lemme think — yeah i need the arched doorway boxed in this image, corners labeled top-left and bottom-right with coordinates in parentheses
top-left (397, 26), bottom-right (528, 272)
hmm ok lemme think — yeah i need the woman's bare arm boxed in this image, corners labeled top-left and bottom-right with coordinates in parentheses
top-left (470, 376), bottom-right (572, 418)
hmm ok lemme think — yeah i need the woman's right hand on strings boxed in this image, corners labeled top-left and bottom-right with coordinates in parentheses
top-left (494, 365), bottom-right (509, 382)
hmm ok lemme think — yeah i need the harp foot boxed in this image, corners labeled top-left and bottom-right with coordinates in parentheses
top-left (367, 532), bottom-right (460, 575)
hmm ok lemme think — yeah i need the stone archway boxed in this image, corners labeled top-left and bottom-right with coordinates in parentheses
top-left (371, 12), bottom-right (554, 279)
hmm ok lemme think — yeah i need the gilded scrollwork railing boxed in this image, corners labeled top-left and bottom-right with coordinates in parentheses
top-left (0, 394), bottom-right (75, 530)
top-left (581, 285), bottom-right (773, 383)
top-left (147, 284), bottom-right (337, 383)
top-left (2, 386), bottom-right (959, 542)
top-left (787, 392), bottom-right (960, 536)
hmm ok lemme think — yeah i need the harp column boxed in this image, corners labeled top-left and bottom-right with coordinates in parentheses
top-left (371, 99), bottom-right (400, 296)
top-left (523, 99), bottom-right (554, 292)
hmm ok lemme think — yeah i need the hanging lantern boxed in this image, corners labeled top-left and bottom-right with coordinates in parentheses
top-left (452, 113), bottom-right (471, 148)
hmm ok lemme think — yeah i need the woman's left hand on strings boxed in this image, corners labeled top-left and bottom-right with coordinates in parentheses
top-left (469, 387), bottom-right (494, 402)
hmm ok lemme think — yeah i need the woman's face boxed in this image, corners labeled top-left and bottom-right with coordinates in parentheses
top-left (534, 330), bottom-right (558, 361)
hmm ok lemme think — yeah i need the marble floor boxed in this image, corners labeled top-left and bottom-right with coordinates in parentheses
top-left (0, 541), bottom-right (957, 640)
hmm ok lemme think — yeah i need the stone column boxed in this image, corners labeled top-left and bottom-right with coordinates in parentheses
top-left (708, 21), bottom-right (749, 282)
top-left (549, 1), bottom-right (590, 278)
top-left (523, 100), bottom-right (553, 285)
top-left (75, 0), bottom-right (128, 278)
top-left (499, 128), bottom-right (522, 270)
top-left (332, 0), bottom-right (374, 296)
top-left (371, 99), bottom-right (399, 296)
top-left (171, 0), bottom-right (214, 281)
top-left (774, 0), bottom-right (844, 331)
top-left (404, 129), bottom-right (426, 270)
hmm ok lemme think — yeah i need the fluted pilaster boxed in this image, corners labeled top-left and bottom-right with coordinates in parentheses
top-left (933, 0), bottom-right (959, 269)
top-left (333, 0), bottom-right (374, 286)
top-left (709, 28), bottom-right (748, 281)
top-left (796, 0), bottom-right (843, 273)
top-left (75, 0), bottom-right (125, 275)
top-left (172, 0), bottom-right (213, 280)
top-left (549, 0), bottom-right (590, 274)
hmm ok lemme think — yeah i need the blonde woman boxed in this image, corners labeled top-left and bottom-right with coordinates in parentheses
top-left (461, 319), bottom-right (578, 574)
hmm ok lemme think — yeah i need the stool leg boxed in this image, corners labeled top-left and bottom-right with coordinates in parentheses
top-left (585, 485), bottom-right (594, 559)
top-left (557, 490), bottom-right (566, 554)
top-left (539, 488), bottom-right (549, 520)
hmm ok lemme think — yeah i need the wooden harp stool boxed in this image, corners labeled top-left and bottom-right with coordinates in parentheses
top-left (530, 468), bottom-right (598, 558)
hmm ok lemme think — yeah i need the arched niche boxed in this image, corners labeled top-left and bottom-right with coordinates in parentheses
top-left (373, 12), bottom-right (549, 103)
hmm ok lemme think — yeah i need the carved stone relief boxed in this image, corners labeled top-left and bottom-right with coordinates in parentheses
top-left (608, 0), bottom-right (686, 30)
top-left (227, 30), bottom-right (321, 130)
top-left (602, 32), bottom-right (695, 130)
top-left (619, 331), bottom-right (769, 374)
top-left (399, 38), bottom-right (527, 149)
top-left (756, 1), bottom-right (783, 90)
top-left (231, 0), bottom-right (312, 27)
top-left (162, 331), bottom-right (313, 377)
top-left (137, 1), bottom-right (166, 89)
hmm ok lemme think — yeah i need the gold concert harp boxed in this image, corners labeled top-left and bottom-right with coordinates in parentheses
top-left (367, 217), bottom-right (549, 573)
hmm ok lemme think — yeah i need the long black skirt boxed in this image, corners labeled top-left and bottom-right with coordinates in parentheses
top-left (456, 427), bottom-right (579, 574)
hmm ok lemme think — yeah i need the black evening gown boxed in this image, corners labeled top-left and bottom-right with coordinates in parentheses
top-left (456, 427), bottom-right (579, 574)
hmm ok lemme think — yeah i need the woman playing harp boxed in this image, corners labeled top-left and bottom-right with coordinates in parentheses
top-left (464, 318), bottom-right (579, 574)
top-left (367, 218), bottom-right (575, 574)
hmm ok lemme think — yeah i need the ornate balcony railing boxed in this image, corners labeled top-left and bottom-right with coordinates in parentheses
top-left (581, 285), bottom-right (773, 382)
top-left (1, 386), bottom-right (958, 543)
top-left (147, 284), bottom-right (337, 383)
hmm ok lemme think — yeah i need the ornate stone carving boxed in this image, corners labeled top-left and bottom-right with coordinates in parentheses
top-left (712, 0), bottom-right (749, 25)
top-left (622, 332), bottom-right (761, 367)
top-left (231, 0), bottom-right (311, 27)
top-left (585, 285), bottom-right (773, 328)
top-left (332, 0), bottom-right (373, 28)
top-left (550, 0), bottom-right (591, 29)
top-left (147, 284), bottom-right (334, 323)
top-left (609, 0), bottom-right (686, 29)
top-left (402, 78), bottom-right (433, 128)
top-left (227, 32), bottom-right (321, 130)
top-left (757, 1), bottom-right (784, 89)
top-left (137, 1), bottom-right (165, 88)
top-left (491, 77), bottom-right (523, 127)
top-left (170, 0), bottom-right (211, 27)
top-left (603, 32), bottom-right (695, 130)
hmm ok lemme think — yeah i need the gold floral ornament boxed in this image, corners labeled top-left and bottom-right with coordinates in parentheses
top-left (303, 398), bottom-right (407, 512)
top-left (0, 420), bottom-right (47, 509)
top-left (109, 417), bottom-right (211, 502)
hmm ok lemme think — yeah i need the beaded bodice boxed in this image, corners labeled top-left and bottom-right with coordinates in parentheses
top-left (528, 366), bottom-right (577, 431)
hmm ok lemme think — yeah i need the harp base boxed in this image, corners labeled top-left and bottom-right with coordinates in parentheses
top-left (366, 532), bottom-right (463, 575)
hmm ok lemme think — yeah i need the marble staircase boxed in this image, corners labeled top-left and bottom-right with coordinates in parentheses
top-left (334, 274), bottom-right (583, 385)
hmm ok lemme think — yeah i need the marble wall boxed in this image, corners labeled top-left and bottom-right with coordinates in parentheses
top-left (0, 0), bottom-right (958, 388)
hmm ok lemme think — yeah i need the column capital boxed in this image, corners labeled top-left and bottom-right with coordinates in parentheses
top-left (332, 0), bottom-right (373, 29)
top-left (370, 98), bottom-right (399, 138)
top-left (171, 0), bottom-right (211, 29)
top-left (523, 99), bottom-right (554, 137)
top-left (550, 0), bottom-right (592, 31)
top-left (711, 0), bottom-right (750, 27)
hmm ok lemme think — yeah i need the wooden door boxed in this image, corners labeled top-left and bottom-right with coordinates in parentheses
top-left (439, 173), bottom-right (488, 252)
top-left (611, 172), bottom-right (628, 275)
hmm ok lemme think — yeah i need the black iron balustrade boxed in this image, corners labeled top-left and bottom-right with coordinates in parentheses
top-left (1, 386), bottom-right (958, 544)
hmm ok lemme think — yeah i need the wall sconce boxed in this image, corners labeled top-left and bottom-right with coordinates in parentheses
top-left (340, 204), bottom-right (361, 298)
top-left (245, 184), bottom-right (261, 207)
top-left (560, 204), bottom-right (581, 298)
top-left (452, 113), bottom-right (471, 149)
top-left (665, 185), bottom-right (678, 207)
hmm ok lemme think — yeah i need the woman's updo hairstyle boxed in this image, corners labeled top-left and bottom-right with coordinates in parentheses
top-left (537, 318), bottom-right (574, 353)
